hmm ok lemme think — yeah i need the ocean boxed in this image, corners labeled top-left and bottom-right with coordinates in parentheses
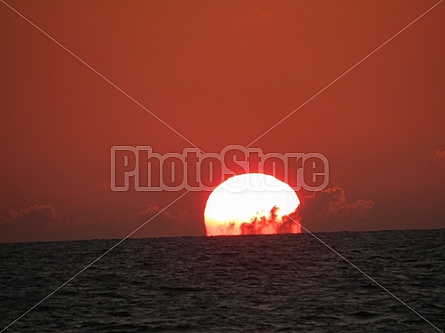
top-left (1, 229), bottom-right (444, 332)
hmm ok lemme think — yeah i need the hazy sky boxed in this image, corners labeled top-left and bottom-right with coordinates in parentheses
top-left (1, 0), bottom-right (444, 242)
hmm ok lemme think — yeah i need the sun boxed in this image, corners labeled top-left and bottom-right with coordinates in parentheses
top-left (204, 173), bottom-right (300, 236)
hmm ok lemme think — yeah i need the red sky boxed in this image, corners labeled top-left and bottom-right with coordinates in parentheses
top-left (1, 0), bottom-right (444, 242)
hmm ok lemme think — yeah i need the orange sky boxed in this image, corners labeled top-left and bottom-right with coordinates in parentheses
top-left (1, 0), bottom-right (444, 242)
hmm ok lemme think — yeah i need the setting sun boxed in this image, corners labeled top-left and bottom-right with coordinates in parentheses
top-left (204, 173), bottom-right (300, 236)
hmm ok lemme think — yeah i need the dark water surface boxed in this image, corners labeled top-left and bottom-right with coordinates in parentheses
top-left (1, 229), bottom-right (444, 332)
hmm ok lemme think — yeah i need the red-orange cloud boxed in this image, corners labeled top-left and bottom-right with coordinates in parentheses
top-left (0, 204), bottom-right (62, 242)
top-left (0, 204), bottom-right (61, 224)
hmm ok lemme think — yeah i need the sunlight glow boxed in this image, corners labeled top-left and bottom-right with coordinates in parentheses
top-left (204, 173), bottom-right (300, 236)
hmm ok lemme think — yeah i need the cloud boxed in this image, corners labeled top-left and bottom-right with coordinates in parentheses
top-left (296, 187), bottom-right (374, 231)
top-left (239, 206), bottom-right (301, 235)
top-left (207, 187), bottom-right (373, 235)
top-left (137, 201), bottom-right (177, 222)
top-left (212, 206), bottom-right (301, 236)
top-left (114, 201), bottom-right (200, 238)
top-left (0, 204), bottom-right (61, 224)
top-left (0, 199), bottom-right (204, 243)
top-left (0, 204), bottom-right (62, 242)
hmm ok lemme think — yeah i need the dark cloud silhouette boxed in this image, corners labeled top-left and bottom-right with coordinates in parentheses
top-left (0, 189), bottom-right (373, 242)
top-left (208, 187), bottom-right (373, 236)
top-left (239, 206), bottom-right (301, 235)
top-left (114, 201), bottom-right (200, 238)
top-left (231, 188), bottom-right (373, 235)
top-left (296, 187), bottom-right (374, 231)
top-left (0, 204), bottom-right (62, 242)
top-left (0, 201), bottom-right (202, 243)
top-left (0, 204), bottom-right (61, 224)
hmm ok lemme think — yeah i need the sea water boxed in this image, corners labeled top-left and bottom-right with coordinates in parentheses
top-left (1, 229), bottom-right (444, 332)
